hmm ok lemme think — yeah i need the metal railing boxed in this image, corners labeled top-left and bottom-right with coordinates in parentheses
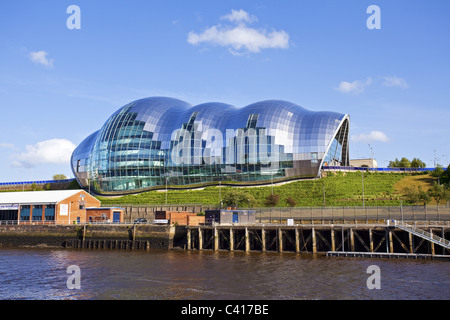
top-left (394, 220), bottom-right (450, 249)
top-left (322, 166), bottom-right (443, 173)
top-left (0, 220), bottom-right (151, 226)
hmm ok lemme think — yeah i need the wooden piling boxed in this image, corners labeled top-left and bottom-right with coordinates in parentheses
top-left (214, 227), bottom-right (219, 251)
top-left (278, 228), bottom-right (283, 253)
top-left (229, 228), bottom-right (234, 251)
top-left (312, 228), bottom-right (316, 254)
top-left (331, 228), bottom-right (335, 252)
top-left (389, 229), bottom-right (394, 253)
top-left (198, 227), bottom-right (203, 251)
top-left (430, 229), bottom-right (435, 255)
top-left (245, 227), bottom-right (250, 252)
top-left (350, 228), bottom-right (355, 252)
top-left (187, 228), bottom-right (191, 250)
top-left (261, 228), bottom-right (266, 252)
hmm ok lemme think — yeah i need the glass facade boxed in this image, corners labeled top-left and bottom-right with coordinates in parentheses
top-left (44, 204), bottom-right (55, 221)
top-left (32, 205), bottom-right (42, 221)
top-left (20, 205), bottom-right (30, 221)
top-left (71, 97), bottom-right (350, 194)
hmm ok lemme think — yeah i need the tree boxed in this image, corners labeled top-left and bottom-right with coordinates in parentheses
top-left (427, 182), bottom-right (450, 206)
top-left (389, 157), bottom-right (411, 168)
top-left (53, 174), bottom-right (67, 180)
top-left (388, 158), bottom-right (400, 168)
top-left (442, 165), bottom-right (450, 185)
top-left (417, 187), bottom-right (431, 205)
top-left (398, 157), bottom-right (411, 168)
top-left (402, 186), bottom-right (419, 204)
top-left (265, 194), bottom-right (280, 206)
top-left (431, 164), bottom-right (444, 178)
top-left (222, 189), bottom-right (256, 208)
top-left (285, 197), bottom-right (297, 207)
top-left (389, 157), bottom-right (428, 169)
top-left (410, 158), bottom-right (426, 168)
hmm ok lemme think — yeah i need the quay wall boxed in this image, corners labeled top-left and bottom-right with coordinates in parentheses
top-left (0, 224), bottom-right (178, 250)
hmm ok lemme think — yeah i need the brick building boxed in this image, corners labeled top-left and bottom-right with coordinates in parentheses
top-left (0, 190), bottom-right (123, 224)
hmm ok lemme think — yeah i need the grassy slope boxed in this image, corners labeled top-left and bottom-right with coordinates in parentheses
top-left (98, 172), bottom-right (438, 207)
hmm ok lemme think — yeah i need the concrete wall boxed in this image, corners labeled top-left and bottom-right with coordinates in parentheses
top-left (349, 159), bottom-right (378, 168)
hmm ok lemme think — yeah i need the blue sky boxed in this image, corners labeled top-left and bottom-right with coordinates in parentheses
top-left (1, 0), bottom-right (449, 182)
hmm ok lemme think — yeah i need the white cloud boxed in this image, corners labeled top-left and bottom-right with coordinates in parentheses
top-left (335, 77), bottom-right (372, 94)
top-left (382, 76), bottom-right (408, 88)
top-left (12, 139), bottom-right (76, 168)
top-left (336, 76), bottom-right (408, 94)
top-left (221, 9), bottom-right (258, 24)
top-left (351, 131), bottom-right (390, 143)
top-left (29, 51), bottom-right (54, 68)
top-left (187, 9), bottom-right (289, 55)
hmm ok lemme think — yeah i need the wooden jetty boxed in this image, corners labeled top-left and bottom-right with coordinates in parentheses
top-left (185, 221), bottom-right (450, 259)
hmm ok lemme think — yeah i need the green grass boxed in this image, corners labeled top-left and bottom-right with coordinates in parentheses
top-left (97, 172), bottom-right (418, 207)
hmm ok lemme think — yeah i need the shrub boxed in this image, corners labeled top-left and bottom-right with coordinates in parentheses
top-left (265, 193), bottom-right (280, 206)
top-left (285, 197), bottom-right (297, 207)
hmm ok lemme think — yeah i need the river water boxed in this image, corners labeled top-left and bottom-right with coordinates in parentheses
top-left (0, 247), bottom-right (448, 300)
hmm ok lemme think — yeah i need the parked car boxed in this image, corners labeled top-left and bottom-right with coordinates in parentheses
top-left (134, 218), bottom-right (147, 224)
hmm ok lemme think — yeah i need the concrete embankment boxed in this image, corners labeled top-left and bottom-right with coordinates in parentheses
top-left (0, 224), bottom-right (184, 250)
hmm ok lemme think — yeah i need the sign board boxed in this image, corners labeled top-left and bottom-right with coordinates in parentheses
top-left (0, 204), bottom-right (19, 211)
top-left (60, 204), bottom-right (69, 216)
top-left (154, 219), bottom-right (168, 224)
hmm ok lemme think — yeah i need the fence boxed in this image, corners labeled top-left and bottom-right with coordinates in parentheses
top-left (2, 205), bottom-right (449, 226)
top-left (0, 179), bottom-right (75, 191)
top-left (251, 205), bottom-right (450, 224)
top-left (114, 204), bottom-right (450, 224)
top-left (322, 166), bottom-right (444, 173)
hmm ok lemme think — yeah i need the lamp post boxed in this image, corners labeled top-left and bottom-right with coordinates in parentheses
top-left (322, 181), bottom-right (326, 207)
top-left (361, 171), bottom-right (365, 208)
top-left (219, 181), bottom-right (222, 209)
top-left (368, 144), bottom-right (374, 167)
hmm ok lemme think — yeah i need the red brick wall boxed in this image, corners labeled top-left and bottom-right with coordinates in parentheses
top-left (86, 208), bottom-right (124, 223)
top-left (187, 215), bottom-right (205, 226)
top-left (56, 191), bottom-right (101, 224)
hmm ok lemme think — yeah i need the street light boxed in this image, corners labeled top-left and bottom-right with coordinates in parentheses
top-left (368, 144), bottom-right (374, 166)
top-left (322, 181), bottom-right (326, 207)
top-left (361, 171), bottom-right (365, 208)
top-left (219, 181), bottom-right (222, 208)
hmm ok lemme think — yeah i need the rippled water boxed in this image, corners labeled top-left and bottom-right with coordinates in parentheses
top-left (0, 247), bottom-right (448, 300)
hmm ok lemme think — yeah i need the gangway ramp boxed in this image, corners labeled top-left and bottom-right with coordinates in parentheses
top-left (394, 220), bottom-right (450, 250)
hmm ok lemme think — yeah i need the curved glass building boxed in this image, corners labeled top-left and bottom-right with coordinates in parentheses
top-left (71, 97), bottom-right (349, 195)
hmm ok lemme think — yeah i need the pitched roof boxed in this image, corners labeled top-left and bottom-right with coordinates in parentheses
top-left (0, 190), bottom-right (88, 205)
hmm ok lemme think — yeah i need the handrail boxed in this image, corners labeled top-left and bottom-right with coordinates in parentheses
top-left (394, 220), bottom-right (450, 249)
